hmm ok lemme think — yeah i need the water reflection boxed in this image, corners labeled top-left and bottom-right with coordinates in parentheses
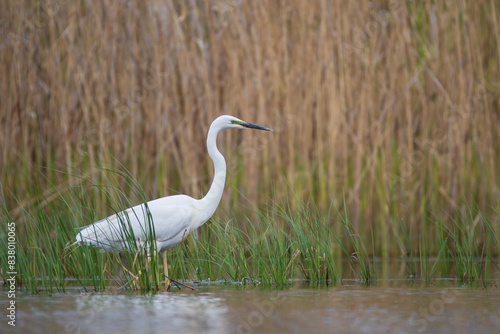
top-left (12, 292), bottom-right (229, 334)
top-left (3, 283), bottom-right (500, 334)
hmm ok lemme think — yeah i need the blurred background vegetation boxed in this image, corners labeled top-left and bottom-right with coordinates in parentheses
top-left (1, 0), bottom-right (499, 256)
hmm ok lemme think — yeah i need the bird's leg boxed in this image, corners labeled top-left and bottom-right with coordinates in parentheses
top-left (163, 251), bottom-right (171, 291)
top-left (161, 249), bottom-right (196, 291)
top-left (160, 229), bottom-right (196, 291)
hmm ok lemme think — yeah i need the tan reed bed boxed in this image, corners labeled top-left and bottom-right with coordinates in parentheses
top-left (1, 0), bottom-right (499, 256)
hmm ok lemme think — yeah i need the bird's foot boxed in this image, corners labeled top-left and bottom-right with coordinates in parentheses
top-left (170, 278), bottom-right (197, 291)
top-left (164, 277), bottom-right (171, 292)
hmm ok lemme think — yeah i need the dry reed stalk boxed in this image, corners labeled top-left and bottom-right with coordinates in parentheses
top-left (1, 1), bottom-right (499, 248)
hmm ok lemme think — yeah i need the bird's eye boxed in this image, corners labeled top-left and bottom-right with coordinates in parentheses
top-left (231, 120), bottom-right (243, 125)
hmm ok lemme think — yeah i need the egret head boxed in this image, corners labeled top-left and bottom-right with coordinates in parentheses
top-left (217, 115), bottom-right (274, 132)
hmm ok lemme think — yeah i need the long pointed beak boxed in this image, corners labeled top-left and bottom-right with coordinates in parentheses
top-left (241, 122), bottom-right (274, 131)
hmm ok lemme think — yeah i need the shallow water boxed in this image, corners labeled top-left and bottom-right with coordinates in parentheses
top-left (2, 281), bottom-right (500, 334)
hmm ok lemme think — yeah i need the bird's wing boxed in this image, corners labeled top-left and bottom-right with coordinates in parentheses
top-left (76, 195), bottom-right (197, 252)
top-left (76, 204), bottom-right (150, 251)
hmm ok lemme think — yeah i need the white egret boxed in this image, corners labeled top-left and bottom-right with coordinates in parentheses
top-left (75, 115), bottom-right (273, 290)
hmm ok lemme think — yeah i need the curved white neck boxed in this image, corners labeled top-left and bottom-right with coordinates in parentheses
top-left (198, 124), bottom-right (227, 222)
